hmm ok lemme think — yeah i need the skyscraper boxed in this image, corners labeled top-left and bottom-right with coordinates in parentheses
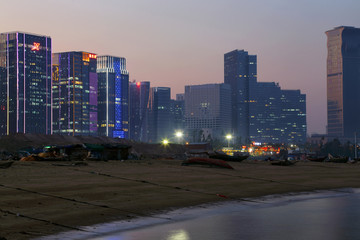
top-left (185, 83), bottom-right (231, 142)
top-left (224, 49), bottom-right (257, 143)
top-left (129, 81), bottom-right (150, 142)
top-left (52, 51), bottom-right (98, 136)
top-left (148, 87), bottom-right (171, 143)
top-left (326, 26), bottom-right (360, 139)
top-left (0, 32), bottom-right (52, 135)
top-left (97, 56), bottom-right (129, 138)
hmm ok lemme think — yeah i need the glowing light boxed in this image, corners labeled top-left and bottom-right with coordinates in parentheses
top-left (226, 134), bottom-right (232, 140)
top-left (136, 82), bottom-right (141, 87)
top-left (175, 131), bottom-right (183, 138)
top-left (89, 54), bottom-right (97, 59)
top-left (162, 139), bottom-right (169, 145)
top-left (31, 42), bottom-right (40, 51)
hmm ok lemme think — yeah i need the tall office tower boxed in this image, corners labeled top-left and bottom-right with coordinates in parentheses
top-left (52, 52), bottom-right (98, 136)
top-left (97, 56), bottom-right (129, 138)
top-left (280, 90), bottom-right (306, 143)
top-left (224, 49), bottom-right (257, 144)
top-left (326, 26), bottom-right (360, 139)
top-left (148, 87), bottom-right (171, 143)
top-left (129, 81), bottom-right (150, 142)
top-left (249, 82), bottom-right (306, 144)
top-left (0, 32), bottom-right (52, 135)
top-left (170, 98), bottom-right (185, 133)
top-left (185, 84), bottom-right (231, 142)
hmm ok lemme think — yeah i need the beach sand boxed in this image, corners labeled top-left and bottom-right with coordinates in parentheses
top-left (1, 159), bottom-right (360, 239)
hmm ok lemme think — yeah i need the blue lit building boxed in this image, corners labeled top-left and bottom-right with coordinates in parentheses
top-left (0, 32), bottom-right (52, 135)
top-left (52, 51), bottom-right (98, 136)
top-left (97, 56), bottom-right (129, 138)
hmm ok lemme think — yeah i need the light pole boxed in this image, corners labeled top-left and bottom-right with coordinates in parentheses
top-left (226, 134), bottom-right (232, 148)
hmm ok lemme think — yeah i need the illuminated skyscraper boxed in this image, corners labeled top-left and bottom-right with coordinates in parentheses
top-left (97, 56), bottom-right (129, 138)
top-left (224, 49), bottom-right (257, 143)
top-left (0, 32), bottom-right (52, 135)
top-left (326, 26), bottom-right (360, 139)
top-left (52, 51), bottom-right (98, 136)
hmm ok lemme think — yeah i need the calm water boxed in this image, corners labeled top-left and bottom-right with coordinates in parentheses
top-left (42, 189), bottom-right (360, 240)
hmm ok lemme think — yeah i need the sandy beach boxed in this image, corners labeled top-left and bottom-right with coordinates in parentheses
top-left (1, 159), bottom-right (360, 240)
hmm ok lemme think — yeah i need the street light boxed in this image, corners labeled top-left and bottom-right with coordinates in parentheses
top-left (175, 131), bottom-right (183, 144)
top-left (162, 139), bottom-right (169, 146)
top-left (226, 134), bottom-right (232, 148)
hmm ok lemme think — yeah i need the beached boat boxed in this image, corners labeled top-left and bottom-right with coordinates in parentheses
top-left (327, 157), bottom-right (349, 163)
top-left (271, 160), bottom-right (296, 166)
top-left (209, 151), bottom-right (249, 162)
top-left (307, 156), bottom-right (326, 162)
top-left (182, 157), bottom-right (234, 169)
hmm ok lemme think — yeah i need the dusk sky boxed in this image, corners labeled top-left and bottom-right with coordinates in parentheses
top-left (1, 0), bottom-right (360, 135)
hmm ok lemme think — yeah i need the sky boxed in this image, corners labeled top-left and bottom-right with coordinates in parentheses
top-left (1, 0), bottom-right (360, 135)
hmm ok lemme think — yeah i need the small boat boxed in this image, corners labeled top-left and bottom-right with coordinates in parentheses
top-left (327, 154), bottom-right (349, 163)
top-left (271, 160), bottom-right (296, 166)
top-left (182, 157), bottom-right (234, 169)
top-left (327, 157), bottom-right (348, 163)
top-left (209, 151), bottom-right (249, 162)
top-left (307, 156), bottom-right (326, 162)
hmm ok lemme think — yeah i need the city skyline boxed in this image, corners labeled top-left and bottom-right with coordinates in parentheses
top-left (1, 0), bottom-right (360, 135)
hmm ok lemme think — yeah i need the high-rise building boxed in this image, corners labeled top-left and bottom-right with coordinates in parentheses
top-left (0, 32), bottom-right (52, 135)
top-left (97, 56), bottom-right (129, 138)
top-left (225, 49), bottom-right (306, 144)
top-left (148, 87), bottom-right (171, 143)
top-left (170, 94), bottom-right (185, 134)
top-left (326, 26), bottom-right (360, 139)
top-left (249, 81), bottom-right (306, 144)
top-left (52, 51), bottom-right (98, 136)
top-left (129, 81), bottom-right (150, 142)
top-left (185, 83), bottom-right (231, 142)
top-left (224, 49), bottom-right (257, 143)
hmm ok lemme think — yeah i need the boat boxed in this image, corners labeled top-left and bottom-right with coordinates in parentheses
top-left (182, 157), bottom-right (234, 169)
top-left (209, 151), bottom-right (249, 162)
top-left (271, 160), bottom-right (296, 166)
top-left (327, 157), bottom-right (348, 163)
top-left (327, 154), bottom-right (349, 163)
top-left (307, 156), bottom-right (326, 162)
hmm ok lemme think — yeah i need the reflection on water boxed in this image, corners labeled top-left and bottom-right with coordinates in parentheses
top-left (41, 189), bottom-right (360, 240)
top-left (92, 190), bottom-right (360, 240)
top-left (167, 230), bottom-right (190, 240)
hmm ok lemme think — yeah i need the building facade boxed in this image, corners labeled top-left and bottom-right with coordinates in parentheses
top-left (148, 87), bottom-right (171, 143)
top-left (0, 32), bottom-right (52, 135)
top-left (97, 56), bottom-right (129, 138)
top-left (326, 26), bottom-right (360, 139)
top-left (129, 81), bottom-right (150, 142)
top-left (185, 83), bottom-right (231, 142)
top-left (52, 51), bottom-right (98, 136)
top-left (224, 49), bottom-right (257, 143)
top-left (249, 81), bottom-right (306, 144)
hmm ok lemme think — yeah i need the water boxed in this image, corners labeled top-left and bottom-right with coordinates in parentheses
top-left (41, 189), bottom-right (360, 240)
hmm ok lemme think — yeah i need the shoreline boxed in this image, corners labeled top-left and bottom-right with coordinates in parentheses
top-left (1, 159), bottom-right (360, 239)
top-left (38, 188), bottom-right (359, 240)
